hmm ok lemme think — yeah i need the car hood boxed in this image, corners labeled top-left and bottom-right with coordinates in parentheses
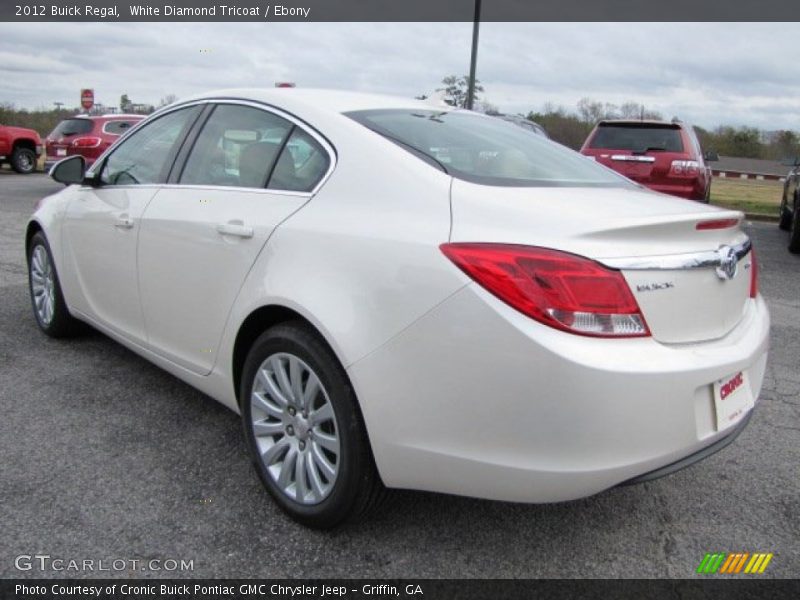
top-left (2, 125), bottom-right (42, 141)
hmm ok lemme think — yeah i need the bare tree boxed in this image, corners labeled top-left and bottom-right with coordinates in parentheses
top-left (158, 94), bottom-right (179, 108)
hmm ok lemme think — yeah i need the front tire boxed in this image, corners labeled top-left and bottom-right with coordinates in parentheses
top-left (11, 147), bottom-right (36, 174)
top-left (27, 231), bottom-right (82, 337)
top-left (241, 322), bottom-right (384, 528)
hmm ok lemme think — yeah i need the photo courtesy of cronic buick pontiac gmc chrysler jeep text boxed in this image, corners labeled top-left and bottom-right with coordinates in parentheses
top-left (27, 89), bottom-right (769, 528)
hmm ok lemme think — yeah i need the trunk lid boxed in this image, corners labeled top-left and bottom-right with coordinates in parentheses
top-left (449, 180), bottom-right (753, 344)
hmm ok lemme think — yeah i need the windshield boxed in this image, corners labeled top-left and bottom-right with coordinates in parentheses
top-left (589, 123), bottom-right (684, 153)
top-left (346, 109), bottom-right (631, 188)
top-left (48, 118), bottom-right (93, 138)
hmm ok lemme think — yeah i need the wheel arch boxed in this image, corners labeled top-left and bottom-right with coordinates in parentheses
top-left (13, 137), bottom-right (38, 153)
top-left (231, 304), bottom-right (346, 408)
top-left (25, 220), bottom-right (44, 256)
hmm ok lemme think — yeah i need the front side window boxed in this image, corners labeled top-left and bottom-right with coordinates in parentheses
top-left (100, 107), bottom-right (197, 186)
top-left (180, 105), bottom-right (293, 188)
top-left (347, 109), bottom-right (629, 188)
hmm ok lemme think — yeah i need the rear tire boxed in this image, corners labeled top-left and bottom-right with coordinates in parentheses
top-left (240, 322), bottom-right (385, 528)
top-left (779, 197), bottom-right (792, 231)
top-left (27, 232), bottom-right (82, 337)
top-left (788, 202), bottom-right (800, 254)
top-left (11, 147), bottom-right (36, 174)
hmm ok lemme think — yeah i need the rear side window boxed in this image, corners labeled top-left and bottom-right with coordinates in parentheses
top-left (268, 128), bottom-right (330, 192)
top-left (180, 104), bottom-right (293, 188)
top-left (100, 107), bottom-right (197, 186)
top-left (48, 118), bottom-right (92, 138)
top-left (589, 123), bottom-right (684, 153)
top-left (103, 120), bottom-right (138, 136)
top-left (687, 127), bottom-right (704, 159)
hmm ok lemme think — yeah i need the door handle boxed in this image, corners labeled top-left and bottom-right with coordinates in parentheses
top-left (216, 221), bottom-right (254, 238)
top-left (114, 216), bottom-right (134, 229)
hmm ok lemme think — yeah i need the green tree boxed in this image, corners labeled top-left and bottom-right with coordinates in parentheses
top-left (526, 104), bottom-right (592, 150)
top-left (437, 75), bottom-right (484, 108)
top-left (711, 126), bottom-right (763, 158)
top-left (771, 130), bottom-right (800, 161)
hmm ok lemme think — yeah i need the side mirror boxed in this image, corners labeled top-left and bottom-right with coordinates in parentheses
top-left (703, 150), bottom-right (719, 162)
top-left (49, 155), bottom-right (86, 185)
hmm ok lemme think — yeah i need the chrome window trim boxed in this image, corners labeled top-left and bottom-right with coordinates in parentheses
top-left (87, 97), bottom-right (337, 196)
top-left (611, 155), bottom-right (656, 163)
top-left (600, 238), bottom-right (752, 271)
top-left (159, 183), bottom-right (312, 198)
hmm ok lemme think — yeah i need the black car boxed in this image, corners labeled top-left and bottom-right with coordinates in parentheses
top-left (494, 114), bottom-right (549, 138)
top-left (779, 160), bottom-right (800, 252)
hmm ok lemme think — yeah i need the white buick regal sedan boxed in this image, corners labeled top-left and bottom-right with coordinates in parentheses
top-left (28, 89), bottom-right (769, 528)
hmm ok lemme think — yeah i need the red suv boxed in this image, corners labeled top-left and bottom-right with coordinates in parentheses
top-left (44, 114), bottom-right (144, 171)
top-left (580, 120), bottom-right (712, 202)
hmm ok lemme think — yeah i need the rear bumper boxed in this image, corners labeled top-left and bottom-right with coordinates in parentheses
top-left (649, 182), bottom-right (708, 201)
top-left (349, 285), bottom-right (769, 503)
top-left (621, 407), bottom-right (753, 486)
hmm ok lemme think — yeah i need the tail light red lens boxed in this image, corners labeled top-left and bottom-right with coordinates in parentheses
top-left (669, 160), bottom-right (701, 177)
top-left (749, 248), bottom-right (758, 298)
top-left (440, 243), bottom-right (650, 338)
top-left (696, 218), bottom-right (739, 230)
top-left (71, 137), bottom-right (102, 148)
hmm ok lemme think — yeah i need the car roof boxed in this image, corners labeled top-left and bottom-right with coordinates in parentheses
top-left (597, 119), bottom-right (686, 128)
top-left (70, 114), bottom-right (145, 120)
top-left (175, 88), bottom-right (452, 115)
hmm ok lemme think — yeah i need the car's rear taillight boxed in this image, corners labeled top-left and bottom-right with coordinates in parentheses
top-left (71, 137), bottom-right (102, 148)
top-left (696, 218), bottom-right (739, 230)
top-left (669, 160), bottom-right (701, 177)
top-left (440, 243), bottom-right (650, 338)
top-left (749, 249), bottom-right (758, 299)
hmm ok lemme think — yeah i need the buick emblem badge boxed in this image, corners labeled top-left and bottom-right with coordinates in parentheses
top-left (715, 245), bottom-right (738, 280)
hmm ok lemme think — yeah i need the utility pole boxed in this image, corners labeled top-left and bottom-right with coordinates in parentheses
top-left (466, 0), bottom-right (481, 110)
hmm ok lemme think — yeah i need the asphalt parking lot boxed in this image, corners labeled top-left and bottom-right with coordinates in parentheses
top-left (1, 170), bottom-right (798, 579)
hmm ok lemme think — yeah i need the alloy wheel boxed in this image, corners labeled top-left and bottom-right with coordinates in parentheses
top-left (30, 244), bottom-right (55, 326)
top-left (249, 352), bottom-right (340, 504)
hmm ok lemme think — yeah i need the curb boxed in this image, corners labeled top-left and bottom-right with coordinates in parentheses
top-left (744, 213), bottom-right (779, 223)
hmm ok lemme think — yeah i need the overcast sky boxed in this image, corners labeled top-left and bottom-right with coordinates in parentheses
top-left (1, 22), bottom-right (797, 130)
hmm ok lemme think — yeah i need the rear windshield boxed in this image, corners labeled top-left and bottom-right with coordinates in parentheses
top-left (48, 118), bottom-right (93, 138)
top-left (103, 120), bottom-right (138, 135)
top-left (346, 109), bottom-right (631, 188)
top-left (588, 123), bottom-right (684, 153)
